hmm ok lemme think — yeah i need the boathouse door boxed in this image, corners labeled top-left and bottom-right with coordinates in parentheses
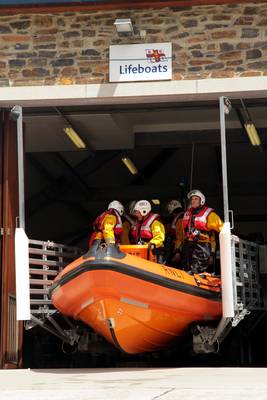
top-left (0, 110), bottom-right (23, 368)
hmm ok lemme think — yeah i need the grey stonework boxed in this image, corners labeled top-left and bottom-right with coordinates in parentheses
top-left (1, 2), bottom-right (267, 86)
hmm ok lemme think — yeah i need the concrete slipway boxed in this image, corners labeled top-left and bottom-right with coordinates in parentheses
top-left (1, 368), bottom-right (267, 400)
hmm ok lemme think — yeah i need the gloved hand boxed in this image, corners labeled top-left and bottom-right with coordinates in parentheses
top-left (147, 242), bottom-right (155, 260)
top-left (171, 249), bottom-right (181, 265)
top-left (137, 240), bottom-right (145, 245)
top-left (208, 255), bottom-right (214, 266)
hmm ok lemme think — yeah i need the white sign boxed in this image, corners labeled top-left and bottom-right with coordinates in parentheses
top-left (109, 42), bottom-right (172, 82)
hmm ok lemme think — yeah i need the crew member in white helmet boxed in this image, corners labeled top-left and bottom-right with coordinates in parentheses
top-left (89, 200), bottom-right (124, 247)
top-left (131, 200), bottom-right (165, 263)
top-left (179, 190), bottom-right (223, 274)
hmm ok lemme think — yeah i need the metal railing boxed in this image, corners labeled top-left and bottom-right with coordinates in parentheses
top-left (231, 236), bottom-right (263, 324)
top-left (193, 234), bottom-right (265, 353)
top-left (25, 239), bottom-right (82, 343)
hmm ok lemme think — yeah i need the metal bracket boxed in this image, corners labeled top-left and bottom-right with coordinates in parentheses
top-left (192, 325), bottom-right (219, 354)
top-left (29, 314), bottom-right (80, 345)
top-left (232, 309), bottom-right (250, 327)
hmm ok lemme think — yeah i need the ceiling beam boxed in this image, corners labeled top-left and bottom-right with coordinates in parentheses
top-left (26, 153), bottom-right (93, 218)
top-left (131, 148), bottom-right (178, 185)
top-left (82, 151), bottom-right (121, 178)
top-left (55, 153), bottom-right (92, 198)
top-left (26, 175), bottom-right (76, 218)
top-left (27, 154), bottom-right (55, 184)
top-left (26, 151), bottom-right (121, 218)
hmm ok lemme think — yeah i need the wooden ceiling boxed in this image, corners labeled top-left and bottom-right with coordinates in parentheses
top-left (0, 0), bottom-right (260, 14)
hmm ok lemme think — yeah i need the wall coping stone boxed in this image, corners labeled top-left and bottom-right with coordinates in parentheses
top-left (1, 76), bottom-right (267, 106)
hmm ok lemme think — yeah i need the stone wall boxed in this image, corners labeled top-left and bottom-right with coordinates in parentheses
top-left (1, 3), bottom-right (267, 86)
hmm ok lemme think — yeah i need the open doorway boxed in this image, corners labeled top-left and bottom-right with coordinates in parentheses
top-left (22, 99), bottom-right (267, 367)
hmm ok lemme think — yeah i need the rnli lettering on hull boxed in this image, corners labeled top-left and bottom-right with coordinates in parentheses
top-left (109, 42), bottom-right (172, 82)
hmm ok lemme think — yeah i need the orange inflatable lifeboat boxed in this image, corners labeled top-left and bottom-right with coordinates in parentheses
top-left (50, 243), bottom-right (222, 354)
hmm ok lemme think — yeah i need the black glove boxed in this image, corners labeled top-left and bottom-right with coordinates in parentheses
top-left (147, 243), bottom-right (155, 260)
top-left (171, 249), bottom-right (181, 265)
top-left (208, 254), bottom-right (214, 266)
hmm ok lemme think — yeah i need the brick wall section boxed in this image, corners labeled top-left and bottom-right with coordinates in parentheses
top-left (1, 3), bottom-right (267, 86)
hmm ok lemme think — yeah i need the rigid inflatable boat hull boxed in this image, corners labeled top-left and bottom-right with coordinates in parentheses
top-left (51, 246), bottom-right (222, 354)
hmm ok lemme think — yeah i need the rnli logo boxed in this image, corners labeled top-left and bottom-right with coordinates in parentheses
top-left (146, 49), bottom-right (167, 63)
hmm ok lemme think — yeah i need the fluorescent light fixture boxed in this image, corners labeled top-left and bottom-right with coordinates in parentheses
top-left (121, 156), bottom-right (138, 175)
top-left (240, 99), bottom-right (261, 147)
top-left (114, 18), bottom-right (134, 34)
top-left (152, 199), bottom-right (160, 205)
top-left (63, 126), bottom-right (86, 149)
top-left (244, 122), bottom-right (261, 146)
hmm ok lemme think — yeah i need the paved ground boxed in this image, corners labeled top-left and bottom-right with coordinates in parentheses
top-left (1, 368), bottom-right (267, 400)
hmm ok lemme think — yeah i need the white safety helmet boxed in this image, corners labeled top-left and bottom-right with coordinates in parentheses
top-left (108, 200), bottom-right (124, 216)
top-left (187, 190), bottom-right (206, 206)
top-left (167, 199), bottom-right (182, 214)
top-left (133, 200), bottom-right (151, 217)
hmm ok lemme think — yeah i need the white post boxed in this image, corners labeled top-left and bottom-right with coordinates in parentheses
top-left (220, 222), bottom-right (235, 318)
top-left (210, 222), bottom-right (234, 344)
top-left (15, 227), bottom-right (30, 320)
top-left (11, 105), bottom-right (30, 320)
top-left (11, 105), bottom-right (25, 229)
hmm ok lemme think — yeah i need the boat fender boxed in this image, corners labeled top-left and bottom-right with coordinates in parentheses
top-left (87, 242), bottom-right (126, 260)
top-left (105, 243), bottom-right (126, 259)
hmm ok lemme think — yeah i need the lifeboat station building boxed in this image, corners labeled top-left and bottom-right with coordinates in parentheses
top-left (0, 0), bottom-right (267, 369)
